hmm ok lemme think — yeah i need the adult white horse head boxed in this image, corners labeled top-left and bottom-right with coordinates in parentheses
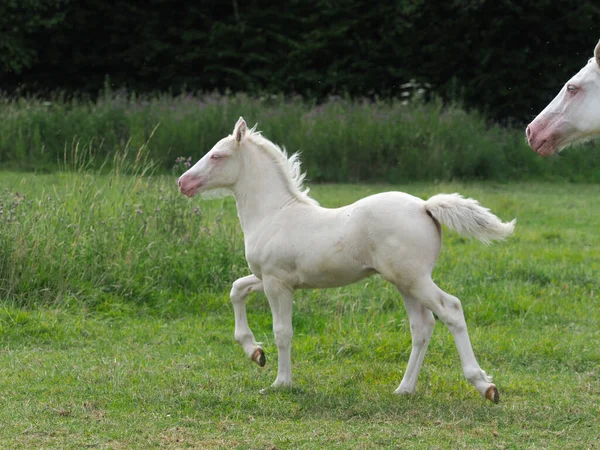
top-left (526, 39), bottom-right (600, 157)
top-left (179, 117), bottom-right (515, 403)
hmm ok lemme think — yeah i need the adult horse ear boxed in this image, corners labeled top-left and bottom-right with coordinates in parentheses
top-left (595, 39), bottom-right (600, 68)
top-left (234, 117), bottom-right (248, 144)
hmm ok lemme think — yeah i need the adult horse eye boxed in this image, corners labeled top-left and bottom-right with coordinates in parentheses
top-left (210, 154), bottom-right (222, 161)
top-left (566, 84), bottom-right (578, 94)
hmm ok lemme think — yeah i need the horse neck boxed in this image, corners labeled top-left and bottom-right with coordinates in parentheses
top-left (231, 149), bottom-right (300, 234)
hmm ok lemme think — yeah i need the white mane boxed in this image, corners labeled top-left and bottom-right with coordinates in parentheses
top-left (246, 129), bottom-right (319, 206)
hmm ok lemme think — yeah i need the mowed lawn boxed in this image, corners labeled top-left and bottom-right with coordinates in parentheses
top-left (0, 172), bottom-right (599, 449)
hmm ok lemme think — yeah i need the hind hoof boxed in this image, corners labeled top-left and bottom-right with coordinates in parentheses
top-left (485, 385), bottom-right (499, 404)
top-left (251, 348), bottom-right (266, 367)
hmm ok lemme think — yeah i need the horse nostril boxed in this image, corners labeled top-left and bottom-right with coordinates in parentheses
top-left (177, 178), bottom-right (181, 187)
top-left (526, 125), bottom-right (532, 140)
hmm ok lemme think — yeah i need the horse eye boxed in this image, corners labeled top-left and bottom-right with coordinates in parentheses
top-left (566, 84), bottom-right (578, 94)
top-left (210, 154), bottom-right (222, 160)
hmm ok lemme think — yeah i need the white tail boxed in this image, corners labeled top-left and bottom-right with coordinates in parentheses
top-left (425, 193), bottom-right (515, 245)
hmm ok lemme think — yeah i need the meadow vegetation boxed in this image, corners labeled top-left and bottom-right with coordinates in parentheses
top-left (0, 162), bottom-right (598, 447)
top-left (1, 91), bottom-right (600, 182)
top-left (0, 97), bottom-right (599, 448)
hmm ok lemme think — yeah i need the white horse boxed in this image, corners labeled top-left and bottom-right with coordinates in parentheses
top-left (178, 118), bottom-right (515, 403)
top-left (527, 39), bottom-right (600, 156)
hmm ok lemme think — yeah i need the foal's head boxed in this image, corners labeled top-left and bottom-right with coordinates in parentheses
top-left (526, 39), bottom-right (600, 157)
top-left (178, 117), bottom-right (249, 197)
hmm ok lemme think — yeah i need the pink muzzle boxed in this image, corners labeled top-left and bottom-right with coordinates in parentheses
top-left (178, 173), bottom-right (204, 197)
top-left (525, 121), bottom-right (556, 157)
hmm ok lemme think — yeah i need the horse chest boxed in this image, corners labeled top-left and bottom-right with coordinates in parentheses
top-left (245, 253), bottom-right (262, 279)
top-left (244, 240), bottom-right (276, 279)
top-left (245, 237), bottom-right (301, 283)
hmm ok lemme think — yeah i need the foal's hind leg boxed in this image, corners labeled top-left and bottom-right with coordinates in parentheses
top-left (409, 278), bottom-right (499, 403)
top-left (394, 293), bottom-right (436, 395)
top-left (230, 275), bottom-right (265, 366)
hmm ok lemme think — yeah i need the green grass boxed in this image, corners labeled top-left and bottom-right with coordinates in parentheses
top-left (2, 91), bottom-right (600, 182)
top-left (0, 166), bottom-right (599, 448)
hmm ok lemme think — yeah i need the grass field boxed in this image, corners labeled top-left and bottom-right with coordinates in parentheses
top-left (2, 92), bottom-right (600, 183)
top-left (0, 167), bottom-right (599, 448)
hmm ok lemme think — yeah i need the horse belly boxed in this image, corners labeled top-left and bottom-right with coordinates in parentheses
top-left (295, 246), bottom-right (375, 289)
top-left (246, 206), bottom-right (376, 289)
top-left (297, 268), bottom-right (375, 289)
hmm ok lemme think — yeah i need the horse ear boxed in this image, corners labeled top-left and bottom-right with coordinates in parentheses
top-left (595, 39), bottom-right (600, 68)
top-left (234, 117), bottom-right (248, 144)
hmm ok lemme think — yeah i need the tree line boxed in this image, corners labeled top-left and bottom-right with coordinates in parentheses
top-left (1, 0), bottom-right (598, 121)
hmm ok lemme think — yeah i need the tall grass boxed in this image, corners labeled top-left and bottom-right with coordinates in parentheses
top-left (1, 95), bottom-right (599, 448)
top-left (0, 143), bottom-right (247, 312)
top-left (1, 91), bottom-right (599, 182)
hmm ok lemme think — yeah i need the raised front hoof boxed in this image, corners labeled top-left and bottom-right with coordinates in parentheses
top-left (251, 348), bottom-right (266, 367)
top-left (485, 385), bottom-right (499, 404)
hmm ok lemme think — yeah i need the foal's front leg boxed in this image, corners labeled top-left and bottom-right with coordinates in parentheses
top-left (230, 275), bottom-right (265, 366)
top-left (262, 276), bottom-right (294, 390)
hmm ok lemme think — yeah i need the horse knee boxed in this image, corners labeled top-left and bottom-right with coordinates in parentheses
top-left (230, 281), bottom-right (248, 304)
top-left (230, 285), bottom-right (241, 301)
top-left (231, 277), bottom-right (262, 304)
top-left (273, 324), bottom-right (293, 346)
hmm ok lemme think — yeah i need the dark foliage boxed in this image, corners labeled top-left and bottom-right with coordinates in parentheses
top-left (1, 0), bottom-right (599, 121)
